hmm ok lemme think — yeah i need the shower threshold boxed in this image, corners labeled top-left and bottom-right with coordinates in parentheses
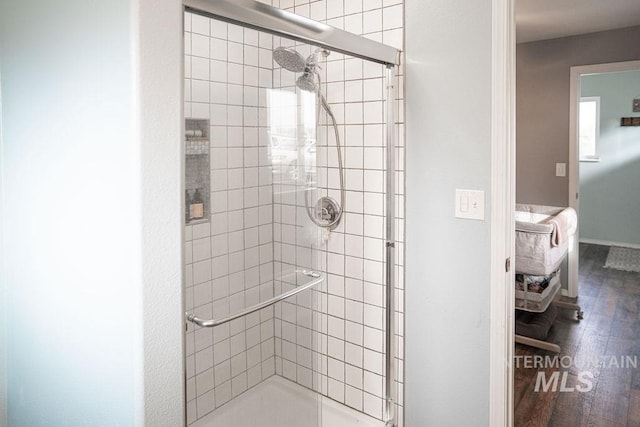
top-left (190, 375), bottom-right (385, 427)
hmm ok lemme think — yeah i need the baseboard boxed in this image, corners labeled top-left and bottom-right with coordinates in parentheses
top-left (579, 238), bottom-right (640, 250)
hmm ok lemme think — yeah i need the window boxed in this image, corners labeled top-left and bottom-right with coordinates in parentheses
top-left (579, 97), bottom-right (600, 161)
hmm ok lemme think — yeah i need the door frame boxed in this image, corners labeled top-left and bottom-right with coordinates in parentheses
top-left (567, 59), bottom-right (640, 298)
top-left (490, 0), bottom-right (516, 425)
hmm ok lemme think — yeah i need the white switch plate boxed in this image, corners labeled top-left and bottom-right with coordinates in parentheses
top-left (555, 163), bottom-right (566, 177)
top-left (455, 189), bottom-right (485, 221)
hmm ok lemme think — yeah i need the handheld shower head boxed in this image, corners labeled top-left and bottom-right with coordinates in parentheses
top-left (296, 72), bottom-right (318, 93)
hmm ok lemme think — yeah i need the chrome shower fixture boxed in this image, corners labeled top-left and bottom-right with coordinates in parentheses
top-left (296, 72), bottom-right (318, 93)
top-left (273, 47), bottom-right (329, 93)
top-left (273, 46), bottom-right (345, 230)
top-left (273, 47), bottom-right (307, 72)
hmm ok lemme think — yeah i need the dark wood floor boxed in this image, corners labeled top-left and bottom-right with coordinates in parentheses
top-left (514, 243), bottom-right (640, 427)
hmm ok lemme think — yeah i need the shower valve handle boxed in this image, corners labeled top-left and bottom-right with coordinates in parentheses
top-left (319, 207), bottom-right (331, 220)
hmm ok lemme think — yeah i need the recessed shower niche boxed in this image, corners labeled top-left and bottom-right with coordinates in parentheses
top-left (185, 118), bottom-right (210, 223)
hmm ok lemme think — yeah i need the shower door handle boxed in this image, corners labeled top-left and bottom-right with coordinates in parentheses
top-left (186, 270), bottom-right (324, 328)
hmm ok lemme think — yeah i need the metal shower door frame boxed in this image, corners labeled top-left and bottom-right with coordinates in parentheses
top-left (383, 63), bottom-right (398, 427)
top-left (183, 0), bottom-right (399, 66)
top-left (181, 1), bottom-right (401, 425)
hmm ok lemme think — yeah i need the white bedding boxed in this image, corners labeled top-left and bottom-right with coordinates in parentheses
top-left (515, 204), bottom-right (576, 276)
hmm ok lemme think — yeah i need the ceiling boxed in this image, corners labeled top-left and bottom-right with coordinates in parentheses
top-left (516, 0), bottom-right (640, 43)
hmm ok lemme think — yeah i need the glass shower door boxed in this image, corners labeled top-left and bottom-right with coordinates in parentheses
top-left (268, 45), bottom-right (326, 422)
top-left (183, 15), bottom-right (324, 426)
top-left (183, 5), bottom-right (399, 426)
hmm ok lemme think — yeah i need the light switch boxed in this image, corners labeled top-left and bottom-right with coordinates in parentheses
top-left (460, 193), bottom-right (469, 212)
top-left (556, 163), bottom-right (566, 177)
top-left (455, 189), bottom-right (485, 221)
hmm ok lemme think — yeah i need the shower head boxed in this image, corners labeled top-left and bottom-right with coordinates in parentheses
top-left (274, 47), bottom-right (330, 93)
top-left (296, 72), bottom-right (318, 93)
top-left (273, 47), bottom-right (307, 73)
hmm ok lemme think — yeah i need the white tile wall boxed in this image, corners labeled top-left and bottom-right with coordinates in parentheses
top-left (274, 0), bottom-right (404, 425)
top-left (185, 0), bottom-right (405, 424)
top-left (184, 11), bottom-right (278, 425)
top-left (269, 0), bottom-right (405, 425)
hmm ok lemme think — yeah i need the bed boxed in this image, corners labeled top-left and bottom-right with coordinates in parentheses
top-left (514, 204), bottom-right (582, 352)
top-left (515, 204), bottom-right (577, 276)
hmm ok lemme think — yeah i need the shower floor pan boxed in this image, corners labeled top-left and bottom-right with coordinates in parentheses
top-left (191, 375), bottom-right (384, 427)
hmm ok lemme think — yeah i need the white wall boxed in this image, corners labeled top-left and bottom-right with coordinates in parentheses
top-left (0, 0), bottom-right (184, 425)
top-left (405, 0), bottom-right (494, 425)
top-left (136, 0), bottom-right (184, 425)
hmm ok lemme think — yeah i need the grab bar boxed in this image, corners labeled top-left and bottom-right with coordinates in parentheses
top-left (186, 270), bottom-right (324, 328)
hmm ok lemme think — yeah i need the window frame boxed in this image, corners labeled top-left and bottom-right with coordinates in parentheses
top-left (579, 96), bottom-right (601, 162)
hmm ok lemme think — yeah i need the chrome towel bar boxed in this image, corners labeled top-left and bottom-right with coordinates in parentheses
top-left (186, 270), bottom-right (324, 328)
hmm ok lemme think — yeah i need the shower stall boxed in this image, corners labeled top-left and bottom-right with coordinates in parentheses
top-left (182, 0), bottom-right (401, 426)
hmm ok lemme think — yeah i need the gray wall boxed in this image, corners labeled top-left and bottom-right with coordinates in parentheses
top-left (0, 0), bottom-right (140, 423)
top-left (0, 0), bottom-right (184, 425)
top-left (405, 0), bottom-right (492, 424)
top-left (0, 68), bottom-right (6, 426)
top-left (517, 26), bottom-right (640, 206)
top-left (580, 70), bottom-right (640, 246)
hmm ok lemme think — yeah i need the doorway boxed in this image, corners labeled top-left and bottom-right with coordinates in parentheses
top-left (513, 55), bottom-right (640, 425)
top-left (568, 60), bottom-right (640, 295)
